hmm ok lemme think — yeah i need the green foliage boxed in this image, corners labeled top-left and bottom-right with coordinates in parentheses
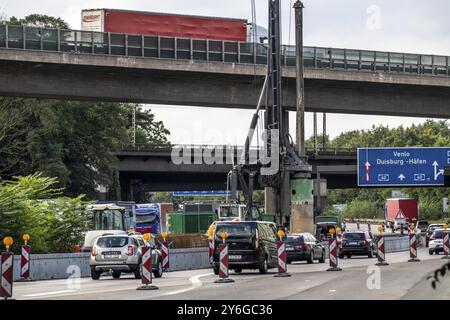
top-left (7, 14), bottom-right (70, 29)
top-left (0, 15), bottom-right (170, 200)
top-left (324, 120), bottom-right (450, 220)
top-left (0, 173), bottom-right (91, 253)
top-left (341, 200), bottom-right (384, 219)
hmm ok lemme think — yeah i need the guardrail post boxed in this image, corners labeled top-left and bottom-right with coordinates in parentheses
top-left (402, 53), bottom-right (406, 73)
top-left (190, 38), bottom-right (193, 60)
top-left (5, 24), bottom-right (8, 48)
top-left (157, 36), bottom-right (161, 58)
top-left (40, 27), bottom-right (43, 50)
top-left (237, 42), bottom-right (241, 63)
top-left (314, 47), bottom-right (317, 68)
top-left (91, 31), bottom-right (94, 54)
top-left (222, 41), bottom-right (225, 62)
top-left (124, 34), bottom-right (128, 56)
top-left (141, 35), bottom-right (145, 57)
top-left (174, 37), bottom-right (177, 59)
top-left (107, 32), bottom-right (111, 55)
top-left (22, 25), bottom-right (26, 49)
top-left (74, 31), bottom-right (78, 53)
top-left (57, 29), bottom-right (61, 52)
top-left (206, 40), bottom-right (209, 62)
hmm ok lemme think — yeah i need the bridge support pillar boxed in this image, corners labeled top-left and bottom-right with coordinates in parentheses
top-left (290, 175), bottom-right (314, 234)
top-left (313, 177), bottom-right (327, 216)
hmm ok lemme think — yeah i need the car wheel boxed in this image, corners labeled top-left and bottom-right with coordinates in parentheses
top-left (339, 254), bottom-right (344, 259)
top-left (429, 250), bottom-right (434, 255)
top-left (90, 268), bottom-right (101, 280)
top-left (213, 266), bottom-right (220, 275)
top-left (153, 260), bottom-right (163, 278)
top-left (319, 250), bottom-right (325, 263)
top-left (368, 248), bottom-right (373, 258)
top-left (306, 250), bottom-right (314, 264)
top-left (346, 254), bottom-right (352, 259)
top-left (112, 270), bottom-right (121, 279)
top-left (287, 260), bottom-right (292, 264)
top-left (234, 269), bottom-right (242, 273)
top-left (133, 265), bottom-right (142, 279)
top-left (259, 256), bottom-right (268, 274)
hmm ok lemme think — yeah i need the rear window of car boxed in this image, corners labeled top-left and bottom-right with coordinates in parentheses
top-left (432, 230), bottom-right (444, 239)
top-left (343, 233), bottom-right (365, 240)
top-left (287, 236), bottom-right (304, 244)
top-left (216, 223), bottom-right (254, 238)
top-left (429, 225), bottom-right (444, 231)
top-left (96, 237), bottom-right (128, 248)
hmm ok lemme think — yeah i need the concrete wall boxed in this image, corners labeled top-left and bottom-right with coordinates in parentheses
top-left (12, 248), bottom-right (210, 281)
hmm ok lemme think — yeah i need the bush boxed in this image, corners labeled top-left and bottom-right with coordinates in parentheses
top-left (341, 200), bottom-right (384, 220)
top-left (0, 173), bottom-right (91, 253)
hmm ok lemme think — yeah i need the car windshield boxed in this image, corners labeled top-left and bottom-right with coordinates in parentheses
top-left (418, 222), bottom-right (428, 228)
top-left (96, 237), bottom-right (128, 248)
top-left (430, 225), bottom-right (444, 231)
top-left (216, 224), bottom-right (253, 238)
top-left (343, 233), bottom-right (365, 240)
top-left (287, 236), bottom-right (304, 243)
top-left (432, 230), bottom-right (444, 239)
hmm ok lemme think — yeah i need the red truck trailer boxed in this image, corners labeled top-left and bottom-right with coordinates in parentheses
top-left (81, 9), bottom-right (248, 41)
top-left (385, 198), bottom-right (419, 229)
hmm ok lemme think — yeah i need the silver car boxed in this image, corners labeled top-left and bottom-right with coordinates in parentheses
top-left (89, 234), bottom-right (163, 280)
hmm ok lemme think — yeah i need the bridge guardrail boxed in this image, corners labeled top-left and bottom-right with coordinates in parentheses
top-left (119, 144), bottom-right (357, 156)
top-left (0, 24), bottom-right (449, 77)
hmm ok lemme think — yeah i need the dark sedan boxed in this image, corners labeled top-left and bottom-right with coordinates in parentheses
top-left (285, 233), bottom-right (326, 264)
top-left (338, 231), bottom-right (377, 259)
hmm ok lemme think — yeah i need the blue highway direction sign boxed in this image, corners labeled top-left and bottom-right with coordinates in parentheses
top-left (173, 190), bottom-right (231, 197)
top-left (358, 147), bottom-right (450, 187)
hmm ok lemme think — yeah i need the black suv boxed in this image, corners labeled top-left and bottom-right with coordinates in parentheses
top-left (212, 221), bottom-right (278, 274)
top-left (338, 231), bottom-right (377, 259)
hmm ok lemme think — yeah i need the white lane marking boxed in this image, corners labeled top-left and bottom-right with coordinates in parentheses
top-left (329, 289), bottom-right (337, 293)
top-left (24, 290), bottom-right (75, 297)
top-left (154, 273), bottom-right (213, 297)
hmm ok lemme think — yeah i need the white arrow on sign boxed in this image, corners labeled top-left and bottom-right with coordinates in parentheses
top-left (398, 174), bottom-right (406, 181)
top-left (433, 161), bottom-right (444, 181)
top-left (364, 161), bottom-right (371, 181)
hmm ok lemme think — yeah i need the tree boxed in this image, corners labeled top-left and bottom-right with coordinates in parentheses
top-left (0, 16), bottom-right (171, 199)
top-left (7, 14), bottom-right (69, 29)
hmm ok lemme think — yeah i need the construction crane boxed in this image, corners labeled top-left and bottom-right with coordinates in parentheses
top-left (228, 0), bottom-right (312, 227)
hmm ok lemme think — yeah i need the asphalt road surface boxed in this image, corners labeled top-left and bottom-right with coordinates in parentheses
top-left (13, 248), bottom-right (450, 300)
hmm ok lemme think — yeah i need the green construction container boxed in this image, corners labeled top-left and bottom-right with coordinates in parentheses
top-left (261, 214), bottom-right (276, 223)
top-left (167, 211), bottom-right (216, 234)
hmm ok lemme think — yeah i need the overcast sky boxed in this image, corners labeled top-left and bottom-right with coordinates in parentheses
top-left (1, 0), bottom-right (448, 145)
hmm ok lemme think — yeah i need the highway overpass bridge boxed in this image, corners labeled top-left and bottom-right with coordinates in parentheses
top-left (113, 145), bottom-right (358, 199)
top-left (114, 145), bottom-right (450, 200)
top-left (0, 24), bottom-right (450, 118)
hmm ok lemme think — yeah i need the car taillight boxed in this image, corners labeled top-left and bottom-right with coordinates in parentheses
top-left (127, 245), bottom-right (134, 256)
top-left (91, 247), bottom-right (97, 256)
top-left (295, 243), bottom-right (307, 250)
top-left (253, 230), bottom-right (259, 252)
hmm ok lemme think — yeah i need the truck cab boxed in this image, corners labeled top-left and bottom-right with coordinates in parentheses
top-left (217, 204), bottom-right (261, 221)
top-left (82, 202), bottom-right (136, 252)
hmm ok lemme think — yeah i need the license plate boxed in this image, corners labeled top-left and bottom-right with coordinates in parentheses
top-left (349, 242), bottom-right (358, 246)
top-left (229, 255), bottom-right (242, 260)
top-left (286, 247), bottom-right (294, 251)
top-left (104, 254), bottom-right (119, 259)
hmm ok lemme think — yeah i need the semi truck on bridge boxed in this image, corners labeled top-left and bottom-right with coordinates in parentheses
top-left (81, 8), bottom-right (252, 42)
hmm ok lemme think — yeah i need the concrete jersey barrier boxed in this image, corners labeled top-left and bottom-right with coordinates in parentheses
top-left (12, 247), bottom-right (210, 281)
